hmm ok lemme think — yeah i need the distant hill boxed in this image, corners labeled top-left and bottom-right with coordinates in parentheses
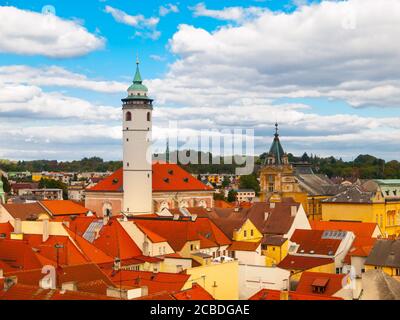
top-left (0, 152), bottom-right (399, 179)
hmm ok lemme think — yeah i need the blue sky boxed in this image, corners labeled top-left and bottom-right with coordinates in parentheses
top-left (0, 0), bottom-right (400, 161)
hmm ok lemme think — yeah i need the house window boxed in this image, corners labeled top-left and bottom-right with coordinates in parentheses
top-left (396, 268), bottom-right (400, 276)
top-left (336, 267), bottom-right (342, 274)
top-left (250, 229), bottom-right (254, 237)
top-left (190, 244), bottom-right (194, 251)
top-left (125, 111), bottom-right (132, 121)
top-left (244, 230), bottom-right (247, 238)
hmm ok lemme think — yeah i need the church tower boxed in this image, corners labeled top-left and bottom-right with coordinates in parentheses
top-left (259, 123), bottom-right (298, 202)
top-left (122, 59), bottom-right (153, 216)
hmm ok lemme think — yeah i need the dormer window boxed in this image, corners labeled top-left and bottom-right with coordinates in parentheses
top-left (311, 278), bottom-right (329, 294)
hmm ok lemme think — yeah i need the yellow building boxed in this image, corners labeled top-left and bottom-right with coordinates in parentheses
top-left (259, 124), bottom-right (308, 213)
top-left (232, 218), bottom-right (263, 242)
top-left (261, 236), bottom-right (288, 267)
top-left (322, 182), bottom-right (400, 237)
top-left (184, 260), bottom-right (239, 300)
top-left (31, 172), bottom-right (43, 182)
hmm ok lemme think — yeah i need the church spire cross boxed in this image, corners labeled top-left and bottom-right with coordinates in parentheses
top-left (274, 122), bottom-right (279, 137)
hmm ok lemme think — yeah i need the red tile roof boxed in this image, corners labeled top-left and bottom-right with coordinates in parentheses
top-left (0, 239), bottom-right (46, 272)
top-left (344, 237), bottom-right (377, 264)
top-left (0, 222), bottom-right (13, 239)
top-left (228, 241), bottom-right (261, 252)
top-left (248, 289), bottom-right (343, 300)
top-left (87, 163), bottom-right (213, 193)
top-left (5, 263), bottom-right (116, 296)
top-left (65, 217), bottom-right (150, 265)
top-left (296, 272), bottom-right (346, 297)
top-left (173, 284), bottom-right (214, 300)
top-left (133, 217), bottom-right (231, 251)
top-left (290, 229), bottom-right (342, 255)
top-left (0, 283), bottom-right (117, 300)
top-left (311, 221), bottom-right (380, 238)
top-left (64, 228), bottom-right (114, 265)
top-left (135, 223), bottom-right (166, 243)
top-left (277, 255), bottom-right (334, 271)
top-left (2, 203), bottom-right (46, 220)
top-left (107, 270), bottom-right (190, 295)
top-left (40, 200), bottom-right (89, 216)
top-left (23, 234), bottom-right (90, 266)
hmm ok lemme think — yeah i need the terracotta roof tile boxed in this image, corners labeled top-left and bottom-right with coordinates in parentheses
top-left (296, 272), bottom-right (346, 297)
top-left (277, 255), bottom-right (334, 271)
top-left (107, 270), bottom-right (190, 295)
top-left (0, 284), bottom-right (117, 300)
top-left (290, 229), bottom-right (343, 255)
top-left (248, 288), bottom-right (343, 300)
top-left (311, 221), bottom-right (380, 238)
top-left (87, 164), bottom-right (213, 193)
top-left (40, 200), bottom-right (89, 216)
top-left (228, 241), bottom-right (260, 252)
top-left (132, 217), bottom-right (231, 251)
top-left (1, 203), bottom-right (46, 220)
top-left (173, 284), bottom-right (214, 300)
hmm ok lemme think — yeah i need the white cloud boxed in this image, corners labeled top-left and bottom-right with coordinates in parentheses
top-left (104, 5), bottom-right (160, 40)
top-left (159, 4), bottom-right (179, 16)
top-left (0, 84), bottom-right (120, 121)
top-left (0, 65), bottom-right (127, 93)
top-left (0, 6), bottom-right (104, 58)
top-left (191, 2), bottom-right (266, 23)
top-left (159, 0), bottom-right (400, 109)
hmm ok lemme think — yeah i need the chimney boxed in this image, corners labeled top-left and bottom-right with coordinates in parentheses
top-left (113, 257), bottom-right (121, 271)
top-left (103, 215), bottom-right (109, 226)
top-left (280, 279), bottom-right (289, 300)
top-left (42, 219), bottom-right (49, 242)
top-left (0, 269), bottom-right (3, 279)
top-left (191, 214), bottom-right (198, 222)
top-left (270, 202), bottom-right (275, 209)
top-left (61, 281), bottom-right (77, 292)
top-left (173, 214), bottom-right (179, 220)
top-left (141, 286), bottom-right (148, 297)
top-left (264, 211), bottom-right (270, 221)
top-left (291, 206), bottom-right (297, 217)
top-left (14, 218), bottom-right (22, 234)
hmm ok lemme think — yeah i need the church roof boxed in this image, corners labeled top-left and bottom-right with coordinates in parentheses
top-left (86, 163), bottom-right (213, 193)
top-left (127, 61), bottom-right (149, 93)
top-left (265, 123), bottom-right (285, 165)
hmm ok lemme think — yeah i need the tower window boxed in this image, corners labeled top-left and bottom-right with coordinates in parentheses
top-left (127, 162), bottom-right (129, 167)
top-left (125, 112), bottom-right (132, 121)
top-left (147, 112), bottom-right (151, 121)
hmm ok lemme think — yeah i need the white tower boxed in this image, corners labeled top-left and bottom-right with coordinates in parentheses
top-left (122, 59), bottom-right (153, 216)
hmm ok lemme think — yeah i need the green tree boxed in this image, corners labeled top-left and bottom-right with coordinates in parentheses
top-left (239, 174), bottom-right (260, 194)
top-left (227, 190), bottom-right (237, 203)
top-left (1, 175), bottom-right (11, 193)
top-left (221, 176), bottom-right (230, 188)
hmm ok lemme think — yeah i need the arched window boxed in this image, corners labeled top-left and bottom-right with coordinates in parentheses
top-left (125, 111), bottom-right (132, 121)
top-left (147, 112), bottom-right (151, 121)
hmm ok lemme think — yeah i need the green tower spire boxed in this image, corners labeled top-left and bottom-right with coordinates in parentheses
top-left (266, 123), bottom-right (285, 165)
top-left (126, 55), bottom-right (149, 97)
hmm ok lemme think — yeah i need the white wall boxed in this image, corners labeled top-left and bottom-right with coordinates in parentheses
top-left (119, 220), bottom-right (174, 257)
top-left (238, 264), bottom-right (290, 300)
